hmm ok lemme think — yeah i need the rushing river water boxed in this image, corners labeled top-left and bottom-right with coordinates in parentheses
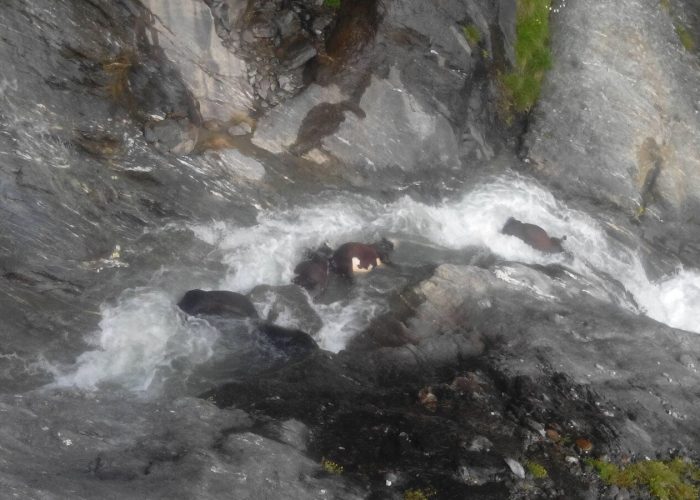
top-left (46, 175), bottom-right (700, 396)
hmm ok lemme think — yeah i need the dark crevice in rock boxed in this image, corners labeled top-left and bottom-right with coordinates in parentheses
top-left (312, 0), bottom-right (381, 85)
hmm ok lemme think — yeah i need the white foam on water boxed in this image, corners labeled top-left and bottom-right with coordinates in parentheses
top-left (53, 289), bottom-right (219, 391)
top-left (190, 199), bottom-right (393, 352)
top-left (60, 176), bottom-right (700, 392)
top-left (314, 294), bottom-right (384, 352)
top-left (192, 175), bottom-right (700, 353)
top-left (190, 198), bottom-right (388, 292)
top-left (378, 176), bottom-right (700, 334)
top-left (374, 176), bottom-right (574, 265)
top-left (633, 269), bottom-right (700, 333)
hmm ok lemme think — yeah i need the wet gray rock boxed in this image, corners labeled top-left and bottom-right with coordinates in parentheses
top-left (265, 418), bottom-right (310, 452)
top-left (498, 0), bottom-right (518, 66)
top-left (204, 318), bottom-right (596, 498)
top-left (205, 0), bottom-right (247, 39)
top-left (312, 14), bottom-right (334, 35)
top-left (214, 149), bottom-right (266, 181)
top-left (249, 284), bottom-right (323, 335)
top-left (322, 68), bottom-right (461, 172)
top-left (227, 121), bottom-right (253, 136)
top-left (375, 0), bottom-right (505, 160)
top-left (251, 22), bottom-right (277, 39)
top-left (504, 457), bottom-right (525, 479)
top-left (384, 0), bottom-right (474, 72)
top-left (248, 0), bottom-right (507, 174)
top-left (203, 0), bottom-right (338, 107)
top-left (127, 56), bottom-right (202, 124)
top-left (281, 42), bottom-right (318, 71)
top-left (0, 391), bottom-right (363, 500)
top-left (526, 0), bottom-right (700, 219)
top-left (144, 117), bottom-right (199, 156)
top-left (140, 0), bottom-right (254, 120)
top-left (275, 10), bottom-right (303, 39)
top-left (252, 84), bottom-right (348, 154)
top-left (396, 263), bottom-right (700, 456)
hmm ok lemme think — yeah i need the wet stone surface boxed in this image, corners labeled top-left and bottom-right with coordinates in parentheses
top-left (204, 260), bottom-right (700, 497)
top-left (2, 0), bottom-right (700, 498)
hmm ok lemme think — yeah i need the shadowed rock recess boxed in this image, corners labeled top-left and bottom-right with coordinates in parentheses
top-left (2, 0), bottom-right (700, 498)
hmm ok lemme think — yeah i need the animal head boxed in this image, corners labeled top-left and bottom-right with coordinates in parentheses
top-left (372, 237), bottom-right (395, 262)
top-left (550, 236), bottom-right (566, 252)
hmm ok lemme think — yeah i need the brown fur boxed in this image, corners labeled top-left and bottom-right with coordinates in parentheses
top-left (292, 244), bottom-right (333, 294)
top-left (502, 218), bottom-right (565, 254)
top-left (292, 259), bottom-right (329, 293)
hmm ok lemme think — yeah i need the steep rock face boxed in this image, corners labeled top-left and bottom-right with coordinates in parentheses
top-left (321, 68), bottom-right (461, 172)
top-left (0, 0), bottom-right (264, 391)
top-left (526, 0), bottom-right (700, 220)
top-left (250, 0), bottom-right (509, 171)
top-left (140, 0), bottom-right (254, 121)
top-left (251, 84), bottom-right (348, 154)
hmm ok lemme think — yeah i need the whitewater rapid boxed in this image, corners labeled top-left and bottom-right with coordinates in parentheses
top-left (56, 175), bottom-right (700, 391)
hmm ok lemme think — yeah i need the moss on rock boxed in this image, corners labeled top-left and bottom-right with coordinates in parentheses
top-left (500, 0), bottom-right (553, 116)
top-left (587, 458), bottom-right (700, 500)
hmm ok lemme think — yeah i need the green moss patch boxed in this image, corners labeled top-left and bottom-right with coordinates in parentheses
top-left (675, 23), bottom-right (695, 52)
top-left (321, 458), bottom-right (344, 474)
top-left (462, 24), bottom-right (482, 46)
top-left (526, 460), bottom-right (549, 479)
top-left (324, 0), bottom-right (341, 9)
top-left (587, 458), bottom-right (700, 500)
top-left (403, 488), bottom-right (437, 500)
top-left (500, 0), bottom-right (553, 115)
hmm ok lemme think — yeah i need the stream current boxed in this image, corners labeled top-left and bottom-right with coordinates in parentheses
top-left (2, 160), bottom-right (700, 498)
top-left (50, 175), bottom-right (700, 394)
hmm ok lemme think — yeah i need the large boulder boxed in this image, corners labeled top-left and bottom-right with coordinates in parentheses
top-left (320, 68), bottom-right (461, 172)
top-left (144, 117), bottom-right (199, 156)
top-left (251, 84), bottom-right (348, 155)
top-left (204, 261), bottom-right (700, 496)
top-left (382, 263), bottom-right (700, 456)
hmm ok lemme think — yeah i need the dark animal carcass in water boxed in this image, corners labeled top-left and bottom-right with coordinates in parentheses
top-left (292, 243), bottom-right (333, 294)
top-left (177, 289), bottom-right (259, 319)
top-left (330, 238), bottom-right (394, 277)
top-left (501, 218), bottom-right (566, 254)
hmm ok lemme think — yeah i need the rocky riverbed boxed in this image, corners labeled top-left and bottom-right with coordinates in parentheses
top-left (1, 0), bottom-right (700, 498)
